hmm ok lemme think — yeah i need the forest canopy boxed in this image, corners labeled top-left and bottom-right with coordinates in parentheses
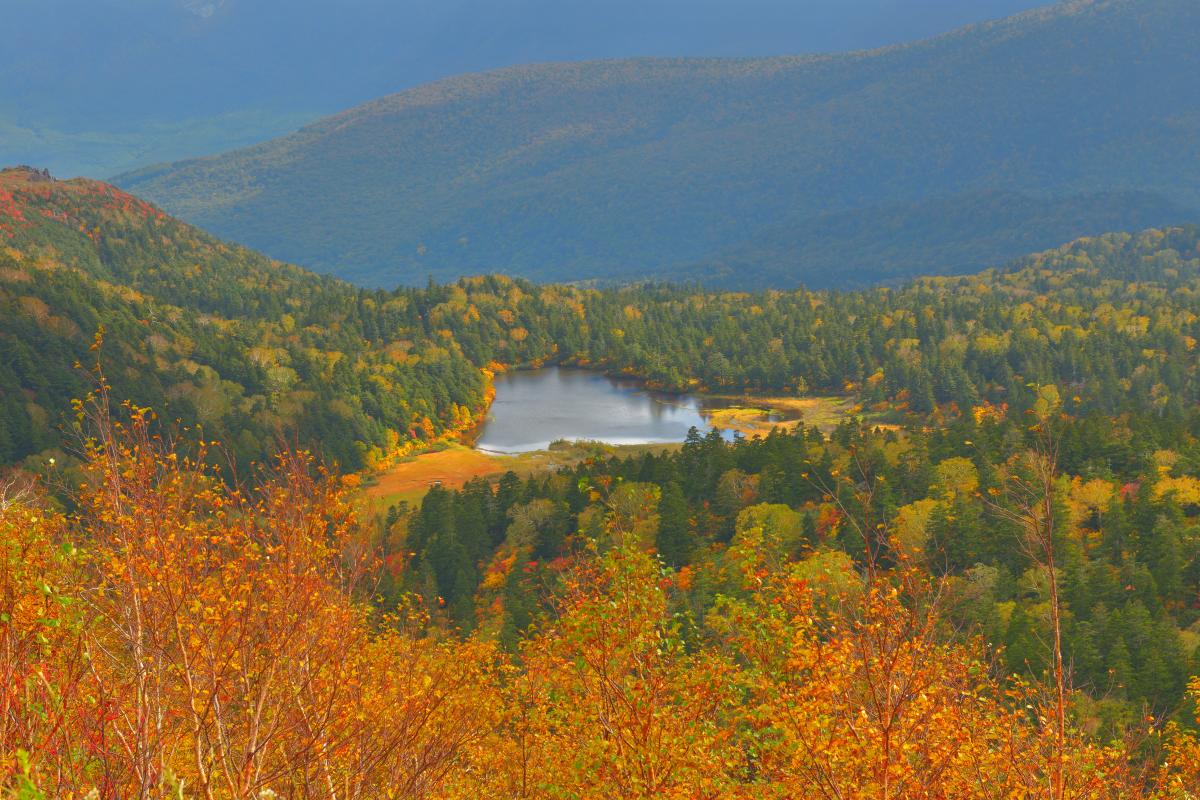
top-left (2, 387), bottom-right (1200, 797)
top-left (4, 168), bottom-right (1200, 475)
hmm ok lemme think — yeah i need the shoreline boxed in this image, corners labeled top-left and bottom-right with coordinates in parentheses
top-left (359, 365), bottom-right (868, 509)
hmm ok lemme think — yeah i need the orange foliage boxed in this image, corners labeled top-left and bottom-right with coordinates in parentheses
top-left (1157, 679), bottom-right (1200, 797)
top-left (494, 521), bottom-right (742, 799)
top-left (712, 566), bottom-right (1135, 798)
top-left (0, 396), bottom-right (1190, 798)
top-left (0, 490), bottom-right (105, 792)
top-left (1, 398), bottom-right (502, 798)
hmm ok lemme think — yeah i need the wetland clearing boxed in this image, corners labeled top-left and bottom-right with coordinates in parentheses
top-left (364, 367), bottom-right (861, 507)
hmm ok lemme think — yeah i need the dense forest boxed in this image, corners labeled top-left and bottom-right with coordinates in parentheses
top-left (398, 402), bottom-right (1200, 725)
top-left (0, 167), bottom-right (488, 472)
top-left (6, 169), bottom-right (1200, 795)
top-left (5, 167), bottom-right (1200, 472)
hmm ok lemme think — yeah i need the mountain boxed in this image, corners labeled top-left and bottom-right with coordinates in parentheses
top-left (116, 0), bottom-right (1200, 289)
top-left (697, 190), bottom-right (1198, 287)
top-left (2, 0), bottom-right (1040, 178)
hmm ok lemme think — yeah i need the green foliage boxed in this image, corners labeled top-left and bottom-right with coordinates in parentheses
top-left (10, 751), bottom-right (45, 800)
top-left (655, 481), bottom-right (691, 568)
top-left (8, 168), bottom-right (1200, 478)
top-left (0, 169), bottom-right (488, 471)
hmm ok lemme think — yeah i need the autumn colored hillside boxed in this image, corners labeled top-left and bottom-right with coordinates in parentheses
top-left (6, 173), bottom-right (1200, 795)
top-left (5, 368), bottom-right (1200, 796)
top-left (7, 165), bottom-right (1200, 476)
top-left (0, 166), bottom-right (489, 472)
top-left (9, 0), bottom-right (1200, 794)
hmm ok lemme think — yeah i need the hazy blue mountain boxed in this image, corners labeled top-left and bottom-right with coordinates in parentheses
top-left (695, 191), bottom-right (1199, 289)
top-left (3, 0), bottom-right (1042, 177)
top-left (117, 0), bottom-right (1200, 289)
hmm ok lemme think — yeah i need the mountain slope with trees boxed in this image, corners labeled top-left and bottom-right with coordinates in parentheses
top-left (118, 0), bottom-right (1200, 288)
top-left (0, 167), bottom-right (490, 472)
top-left (7, 166), bottom-right (1200, 476)
top-left (2, 0), bottom-right (1041, 178)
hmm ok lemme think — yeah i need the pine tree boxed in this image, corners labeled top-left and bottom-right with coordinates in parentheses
top-left (655, 481), bottom-right (691, 568)
top-left (1148, 516), bottom-right (1184, 604)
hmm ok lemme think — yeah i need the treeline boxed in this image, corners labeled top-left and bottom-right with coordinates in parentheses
top-left (421, 227), bottom-right (1200, 419)
top-left (4, 398), bottom-right (1200, 798)
top-left (396, 394), bottom-right (1200, 728)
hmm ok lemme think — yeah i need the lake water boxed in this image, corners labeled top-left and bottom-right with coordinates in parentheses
top-left (474, 368), bottom-right (719, 453)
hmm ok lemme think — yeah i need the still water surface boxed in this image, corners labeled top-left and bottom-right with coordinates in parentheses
top-left (474, 368), bottom-right (719, 453)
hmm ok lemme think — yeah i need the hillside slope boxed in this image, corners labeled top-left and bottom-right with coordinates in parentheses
top-left (7, 165), bottom-right (1200, 469)
top-left (118, 0), bottom-right (1200, 288)
top-left (2, 0), bottom-right (1040, 178)
top-left (0, 167), bottom-right (487, 470)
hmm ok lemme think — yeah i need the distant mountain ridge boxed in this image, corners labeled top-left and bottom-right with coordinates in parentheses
top-left (118, 0), bottom-right (1200, 288)
top-left (0, 0), bottom-right (1041, 178)
top-left (696, 189), bottom-right (1198, 288)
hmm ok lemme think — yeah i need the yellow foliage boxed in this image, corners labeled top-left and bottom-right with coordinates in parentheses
top-left (892, 498), bottom-right (940, 557)
top-left (933, 456), bottom-right (979, 499)
top-left (1154, 475), bottom-right (1200, 505)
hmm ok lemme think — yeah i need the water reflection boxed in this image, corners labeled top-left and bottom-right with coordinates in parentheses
top-left (475, 367), bottom-right (723, 454)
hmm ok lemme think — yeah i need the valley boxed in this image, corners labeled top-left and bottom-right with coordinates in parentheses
top-left (6, 2), bottom-right (1200, 796)
top-left (359, 367), bottom-right (860, 508)
top-left (7, 165), bottom-right (1200, 799)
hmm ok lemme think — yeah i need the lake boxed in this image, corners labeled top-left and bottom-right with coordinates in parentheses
top-left (474, 367), bottom-right (722, 453)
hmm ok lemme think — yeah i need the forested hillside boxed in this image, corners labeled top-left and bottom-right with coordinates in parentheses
top-left (2, 0), bottom-right (1039, 178)
top-left (5, 331), bottom-right (1200, 797)
top-left (6, 166), bottom-right (1200, 475)
top-left (0, 167), bottom-right (488, 471)
top-left (118, 0), bottom-right (1200, 288)
top-left (7, 170), bottom-right (1200, 795)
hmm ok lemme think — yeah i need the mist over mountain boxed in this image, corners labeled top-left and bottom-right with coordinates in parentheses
top-left (2, 0), bottom-right (1042, 178)
top-left (118, 0), bottom-right (1200, 289)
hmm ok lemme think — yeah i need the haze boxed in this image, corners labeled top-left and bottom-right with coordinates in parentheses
top-left (3, 0), bottom-right (1044, 177)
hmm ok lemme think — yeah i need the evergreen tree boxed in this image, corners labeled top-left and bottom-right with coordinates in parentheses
top-left (656, 481), bottom-right (691, 568)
